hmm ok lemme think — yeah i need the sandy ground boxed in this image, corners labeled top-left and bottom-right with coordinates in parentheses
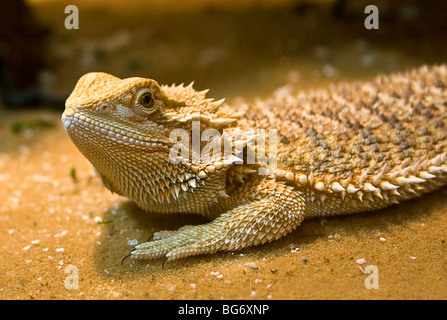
top-left (0, 0), bottom-right (446, 300)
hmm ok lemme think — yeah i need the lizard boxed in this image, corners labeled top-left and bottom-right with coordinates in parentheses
top-left (62, 65), bottom-right (447, 264)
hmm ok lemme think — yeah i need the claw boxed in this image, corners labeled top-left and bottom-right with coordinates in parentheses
top-left (147, 233), bottom-right (155, 242)
top-left (162, 255), bottom-right (169, 270)
top-left (121, 248), bottom-right (135, 265)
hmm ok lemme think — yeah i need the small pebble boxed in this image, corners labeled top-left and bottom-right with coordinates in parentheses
top-left (356, 258), bottom-right (367, 265)
top-left (167, 284), bottom-right (175, 291)
top-left (379, 237), bottom-right (386, 242)
top-left (211, 271), bottom-right (224, 279)
top-left (245, 262), bottom-right (258, 270)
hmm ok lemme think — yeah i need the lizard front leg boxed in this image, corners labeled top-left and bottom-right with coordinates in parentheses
top-left (127, 180), bottom-right (306, 264)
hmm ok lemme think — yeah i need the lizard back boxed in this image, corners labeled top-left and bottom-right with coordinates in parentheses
top-left (236, 65), bottom-right (447, 196)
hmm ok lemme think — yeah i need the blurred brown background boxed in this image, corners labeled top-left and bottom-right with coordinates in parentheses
top-left (1, 0), bottom-right (447, 107)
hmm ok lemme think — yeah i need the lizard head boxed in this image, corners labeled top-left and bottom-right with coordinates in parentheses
top-left (62, 72), bottom-right (248, 212)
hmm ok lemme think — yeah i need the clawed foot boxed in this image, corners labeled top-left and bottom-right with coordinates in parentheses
top-left (121, 224), bottom-right (221, 268)
top-left (120, 183), bottom-right (305, 268)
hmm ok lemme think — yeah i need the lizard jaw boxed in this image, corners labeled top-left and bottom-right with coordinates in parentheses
top-left (61, 111), bottom-right (172, 149)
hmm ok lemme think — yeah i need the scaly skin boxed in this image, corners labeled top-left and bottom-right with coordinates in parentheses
top-left (62, 65), bottom-right (447, 263)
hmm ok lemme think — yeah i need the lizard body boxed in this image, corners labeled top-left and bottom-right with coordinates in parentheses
top-left (62, 65), bottom-right (447, 262)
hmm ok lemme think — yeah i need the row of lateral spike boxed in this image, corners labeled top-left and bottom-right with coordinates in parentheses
top-left (272, 151), bottom-right (447, 200)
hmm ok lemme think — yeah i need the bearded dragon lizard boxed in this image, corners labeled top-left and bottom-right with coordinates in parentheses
top-left (62, 65), bottom-right (447, 264)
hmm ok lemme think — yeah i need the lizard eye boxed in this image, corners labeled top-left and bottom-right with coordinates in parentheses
top-left (138, 91), bottom-right (154, 109)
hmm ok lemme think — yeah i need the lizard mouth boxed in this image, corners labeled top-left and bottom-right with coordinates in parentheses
top-left (61, 111), bottom-right (172, 149)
